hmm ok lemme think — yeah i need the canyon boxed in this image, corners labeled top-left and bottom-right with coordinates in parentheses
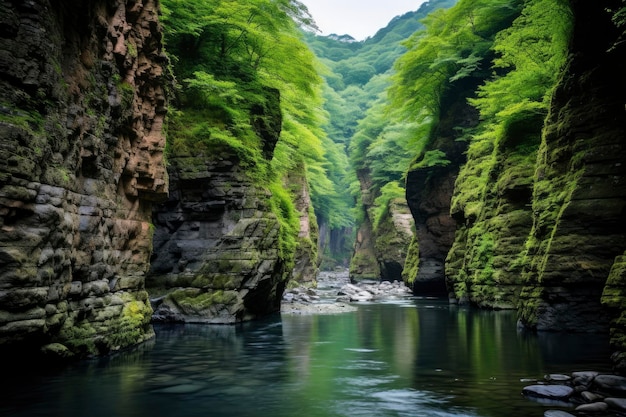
top-left (1, 0), bottom-right (625, 377)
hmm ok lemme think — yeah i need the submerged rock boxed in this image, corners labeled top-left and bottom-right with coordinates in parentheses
top-left (523, 370), bottom-right (626, 415)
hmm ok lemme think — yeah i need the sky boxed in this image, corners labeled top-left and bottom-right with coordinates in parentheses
top-left (299, 0), bottom-right (428, 41)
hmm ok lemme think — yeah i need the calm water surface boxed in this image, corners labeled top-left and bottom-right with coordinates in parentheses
top-left (3, 298), bottom-right (612, 417)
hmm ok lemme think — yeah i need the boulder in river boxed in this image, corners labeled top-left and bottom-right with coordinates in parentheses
top-left (575, 402), bottom-right (609, 412)
top-left (544, 411), bottom-right (575, 417)
top-left (593, 374), bottom-right (626, 395)
top-left (605, 397), bottom-right (626, 411)
top-left (523, 384), bottom-right (574, 400)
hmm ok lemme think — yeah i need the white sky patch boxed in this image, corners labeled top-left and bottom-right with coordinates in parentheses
top-left (300, 0), bottom-right (428, 40)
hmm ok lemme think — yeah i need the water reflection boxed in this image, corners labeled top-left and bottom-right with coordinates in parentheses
top-left (0, 299), bottom-right (612, 417)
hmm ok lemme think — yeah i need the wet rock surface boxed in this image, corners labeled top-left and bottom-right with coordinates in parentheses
top-left (523, 372), bottom-right (626, 416)
top-left (281, 269), bottom-right (412, 315)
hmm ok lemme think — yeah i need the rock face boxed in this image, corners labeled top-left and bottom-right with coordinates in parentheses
top-left (405, 86), bottom-right (475, 297)
top-left (517, 1), bottom-right (626, 333)
top-left (406, 166), bottom-right (459, 296)
top-left (147, 86), bottom-right (299, 324)
top-left (0, 0), bottom-right (168, 357)
top-left (148, 153), bottom-right (290, 323)
top-left (350, 166), bottom-right (414, 282)
top-left (374, 198), bottom-right (414, 282)
top-left (289, 165), bottom-right (319, 286)
top-left (446, 100), bottom-right (539, 309)
top-left (349, 168), bottom-right (382, 280)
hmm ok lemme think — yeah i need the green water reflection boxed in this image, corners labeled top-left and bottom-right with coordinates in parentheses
top-left (1, 298), bottom-right (612, 417)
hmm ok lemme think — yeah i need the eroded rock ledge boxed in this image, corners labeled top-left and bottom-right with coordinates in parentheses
top-left (0, 0), bottom-right (168, 359)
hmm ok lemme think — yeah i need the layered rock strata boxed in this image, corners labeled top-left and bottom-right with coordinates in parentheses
top-left (350, 165), bottom-right (413, 282)
top-left (405, 92), bottom-right (474, 296)
top-left (148, 154), bottom-right (289, 324)
top-left (517, 1), bottom-right (626, 333)
top-left (446, 109), bottom-right (539, 308)
top-left (289, 165), bottom-right (319, 286)
top-left (0, 0), bottom-right (168, 358)
top-left (349, 168), bottom-right (382, 280)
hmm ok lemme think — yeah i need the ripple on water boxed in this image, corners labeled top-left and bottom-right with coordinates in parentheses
top-left (334, 389), bottom-right (478, 417)
top-left (336, 375), bottom-right (399, 388)
top-left (337, 359), bottom-right (389, 371)
top-left (151, 383), bottom-right (206, 395)
top-left (344, 348), bottom-right (378, 353)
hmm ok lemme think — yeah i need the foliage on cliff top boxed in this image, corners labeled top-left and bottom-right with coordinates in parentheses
top-left (162, 0), bottom-right (350, 235)
top-left (390, 0), bottom-right (522, 128)
top-left (451, 0), bottom-right (572, 219)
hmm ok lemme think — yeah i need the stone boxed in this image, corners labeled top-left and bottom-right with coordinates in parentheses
top-left (581, 391), bottom-right (604, 402)
top-left (605, 397), bottom-right (626, 411)
top-left (40, 343), bottom-right (74, 360)
top-left (544, 411), bottom-right (575, 417)
top-left (546, 374), bottom-right (571, 382)
top-left (523, 385), bottom-right (574, 400)
top-left (593, 374), bottom-right (626, 394)
top-left (572, 371), bottom-right (599, 380)
top-left (575, 402), bottom-right (608, 412)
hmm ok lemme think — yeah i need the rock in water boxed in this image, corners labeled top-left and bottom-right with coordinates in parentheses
top-left (605, 397), bottom-right (626, 411)
top-left (523, 385), bottom-right (574, 400)
top-left (575, 402), bottom-right (608, 412)
top-left (545, 374), bottom-right (571, 382)
top-left (544, 411), bottom-right (576, 417)
top-left (593, 375), bottom-right (626, 394)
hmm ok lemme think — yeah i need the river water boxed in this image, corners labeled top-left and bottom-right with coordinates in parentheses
top-left (2, 294), bottom-right (612, 417)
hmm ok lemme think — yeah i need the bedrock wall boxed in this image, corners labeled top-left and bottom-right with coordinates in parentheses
top-left (0, 0), bottom-right (168, 358)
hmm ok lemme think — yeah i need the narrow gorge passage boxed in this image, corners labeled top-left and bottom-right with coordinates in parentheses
top-left (1, 1), bottom-right (626, 417)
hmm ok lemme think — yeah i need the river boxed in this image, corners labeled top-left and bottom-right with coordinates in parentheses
top-left (1, 288), bottom-right (612, 417)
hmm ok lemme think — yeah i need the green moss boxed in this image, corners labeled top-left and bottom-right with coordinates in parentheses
top-left (171, 289), bottom-right (238, 313)
top-left (126, 40), bottom-right (138, 58)
top-left (402, 236), bottom-right (420, 285)
top-left (108, 298), bottom-right (152, 349)
top-left (57, 321), bottom-right (98, 356)
top-left (117, 81), bottom-right (135, 111)
top-left (0, 103), bottom-right (45, 134)
top-left (268, 180), bottom-right (298, 269)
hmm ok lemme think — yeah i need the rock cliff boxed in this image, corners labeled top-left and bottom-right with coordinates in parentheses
top-left (349, 168), bottom-right (381, 280)
top-left (405, 95), bottom-right (473, 296)
top-left (147, 87), bottom-right (309, 323)
top-left (0, 0), bottom-right (168, 358)
top-left (518, 1), bottom-right (626, 333)
top-left (349, 167), bottom-right (413, 283)
top-left (148, 154), bottom-right (288, 323)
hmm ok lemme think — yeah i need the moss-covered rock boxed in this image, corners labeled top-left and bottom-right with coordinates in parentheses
top-left (148, 86), bottom-right (297, 323)
top-left (0, 0), bottom-right (168, 359)
top-left (517, 2), bottom-right (626, 333)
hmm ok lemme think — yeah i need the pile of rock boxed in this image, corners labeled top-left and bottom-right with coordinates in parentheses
top-left (522, 372), bottom-right (626, 416)
top-left (281, 275), bottom-right (413, 315)
top-left (282, 287), bottom-right (321, 304)
top-left (336, 280), bottom-right (413, 302)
